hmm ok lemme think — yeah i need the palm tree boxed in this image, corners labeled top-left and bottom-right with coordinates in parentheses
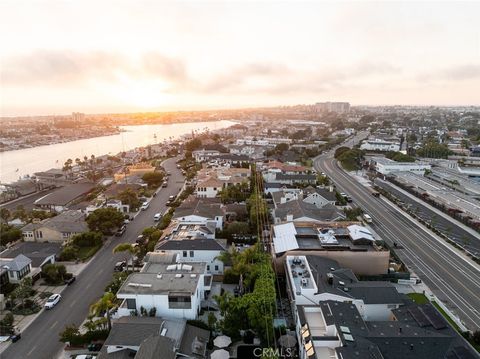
top-left (113, 243), bottom-right (137, 272)
top-left (90, 292), bottom-right (117, 331)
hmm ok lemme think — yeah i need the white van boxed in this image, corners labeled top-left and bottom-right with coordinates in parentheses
top-left (141, 201), bottom-right (150, 210)
top-left (362, 213), bottom-right (373, 224)
top-left (153, 213), bottom-right (162, 221)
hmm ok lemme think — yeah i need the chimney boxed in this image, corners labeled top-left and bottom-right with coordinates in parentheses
top-left (280, 197), bottom-right (286, 204)
top-left (329, 185), bottom-right (334, 192)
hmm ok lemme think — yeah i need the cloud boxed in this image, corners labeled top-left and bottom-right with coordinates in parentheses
top-left (442, 65), bottom-right (480, 80)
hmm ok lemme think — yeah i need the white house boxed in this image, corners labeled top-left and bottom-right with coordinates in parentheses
top-left (285, 255), bottom-right (403, 322)
top-left (360, 139), bottom-right (400, 152)
top-left (155, 239), bottom-right (226, 275)
top-left (116, 262), bottom-right (211, 320)
top-left (0, 254), bottom-right (32, 284)
top-left (173, 195), bottom-right (224, 230)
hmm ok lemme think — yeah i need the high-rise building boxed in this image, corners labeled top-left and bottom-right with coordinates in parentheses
top-left (314, 102), bottom-right (350, 113)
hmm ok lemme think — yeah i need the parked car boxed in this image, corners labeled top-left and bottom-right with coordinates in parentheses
top-left (114, 261), bottom-right (127, 272)
top-left (64, 275), bottom-right (76, 285)
top-left (362, 213), bottom-right (373, 224)
top-left (141, 201), bottom-right (150, 210)
top-left (162, 182), bottom-right (168, 188)
top-left (10, 333), bottom-right (21, 343)
top-left (44, 294), bottom-right (61, 309)
top-left (136, 234), bottom-right (145, 244)
top-left (153, 213), bottom-right (162, 221)
top-left (115, 225), bottom-right (126, 236)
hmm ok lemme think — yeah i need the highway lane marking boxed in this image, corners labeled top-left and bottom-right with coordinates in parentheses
top-left (27, 345), bottom-right (37, 357)
top-left (51, 320), bottom-right (58, 329)
top-left (315, 156), bottom-right (480, 326)
top-left (320, 157), bottom-right (480, 281)
top-left (70, 299), bottom-right (77, 308)
top-left (330, 158), bottom-right (480, 293)
top-left (85, 282), bottom-right (92, 289)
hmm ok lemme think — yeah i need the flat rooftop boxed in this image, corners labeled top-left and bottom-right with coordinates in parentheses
top-left (392, 172), bottom-right (480, 220)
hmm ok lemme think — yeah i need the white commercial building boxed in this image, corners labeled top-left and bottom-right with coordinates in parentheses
top-left (360, 139), bottom-right (400, 152)
top-left (371, 157), bottom-right (431, 175)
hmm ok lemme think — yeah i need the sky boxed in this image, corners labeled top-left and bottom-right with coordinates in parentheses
top-left (0, 1), bottom-right (479, 116)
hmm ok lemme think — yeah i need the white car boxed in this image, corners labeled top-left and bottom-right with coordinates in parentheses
top-left (45, 294), bottom-right (61, 309)
top-left (153, 213), bottom-right (162, 221)
top-left (141, 201), bottom-right (150, 210)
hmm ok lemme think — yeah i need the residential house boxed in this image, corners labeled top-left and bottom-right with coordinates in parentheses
top-left (173, 195), bottom-right (224, 229)
top-left (98, 316), bottom-right (209, 359)
top-left (0, 254), bottom-right (32, 284)
top-left (302, 186), bottom-right (337, 207)
top-left (285, 255), bottom-right (404, 322)
top-left (0, 242), bottom-right (61, 280)
top-left (33, 182), bottom-right (95, 212)
top-left (295, 299), bottom-right (477, 359)
top-left (21, 210), bottom-right (88, 243)
top-left (34, 168), bottom-right (75, 187)
top-left (155, 238), bottom-right (226, 275)
top-left (195, 167), bottom-right (250, 199)
top-left (273, 200), bottom-right (345, 223)
top-left (271, 221), bottom-right (390, 275)
top-left (116, 261), bottom-right (211, 320)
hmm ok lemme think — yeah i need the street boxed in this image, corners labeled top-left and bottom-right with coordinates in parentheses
top-left (314, 152), bottom-right (480, 331)
top-left (1, 157), bottom-right (184, 359)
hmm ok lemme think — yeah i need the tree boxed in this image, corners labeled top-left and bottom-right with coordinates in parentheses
top-left (142, 172), bottom-right (164, 188)
top-left (90, 292), bottom-right (117, 331)
top-left (334, 146), bottom-right (350, 159)
top-left (185, 138), bottom-right (202, 152)
top-left (117, 188), bottom-right (141, 210)
top-left (0, 208), bottom-right (10, 223)
top-left (0, 224), bottom-right (22, 246)
top-left (71, 231), bottom-right (103, 248)
top-left (86, 208), bottom-right (124, 235)
top-left (42, 263), bottom-right (67, 285)
top-left (223, 221), bottom-right (251, 240)
top-left (113, 243), bottom-right (138, 272)
top-left (274, 143), bottom-right (289, 153)
top-left (59, 324), bottom-right (81, 344)
top-left (12, 277), bottom-right (33, 309)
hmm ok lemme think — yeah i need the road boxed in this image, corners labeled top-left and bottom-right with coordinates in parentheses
top-left (314, 149), bottom-right (480, 331)
top-left (1, 157), bottom-right (184, 359)
top-left (0, 189), bottom-right (56, 211)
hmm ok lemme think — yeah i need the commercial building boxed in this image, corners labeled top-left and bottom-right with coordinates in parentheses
top-left (369, 157), bottom-right (431, 175)
top-left (360, 139), bottom-right (401, 152)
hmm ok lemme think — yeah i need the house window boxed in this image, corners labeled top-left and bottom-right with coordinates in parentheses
top-left (215, 265), bottom-right (219, 271)
top-left (168, 295), bottom-right (192, 309)
top-left (183, 251), bottom-right (187, 257)
top-left (126, 299), bottom-right (136, 309)
top-left (207, 265), bottom-right (210, 271)
top-left (36, 231), bottom-right (43, 239)
top-left (189, 250), bottom-right (194, 257)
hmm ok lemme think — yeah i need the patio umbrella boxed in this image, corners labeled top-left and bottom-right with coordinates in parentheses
top-left (278, 334), bottom-right (297, 348)
top-left (213, 335), bottom-right (232, 348)
top-left (211, 349), bottom-right (230, 359)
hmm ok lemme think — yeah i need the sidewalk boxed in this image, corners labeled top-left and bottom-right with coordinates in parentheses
top-left (0, 261), bottom-right (90, 354)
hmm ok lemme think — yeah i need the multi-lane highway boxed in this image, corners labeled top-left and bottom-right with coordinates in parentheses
top-left (314, 150), bottom-right (480, 331)
top-left (1, 157), bottom-right (184, 359)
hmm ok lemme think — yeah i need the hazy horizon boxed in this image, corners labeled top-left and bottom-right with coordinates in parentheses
top-left (1, 1), bottom-right (479, 116)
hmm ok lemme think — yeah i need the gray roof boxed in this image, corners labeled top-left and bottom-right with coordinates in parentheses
top-left (156, 238), bottom-right (225, 252)
top-left (305, 256), bottom-right (404, 305)
top-left (275, 200), bottom-right (344, 222)
top-left (173, 195), bottom-right (224, 219)
top-left (178, 324), bottom-right (210, 358)
top-left (303, 186), bottom-right (337, 202)
top-left (118, 263), bottom-right (206, 296)
top-left (275, 173), bottom-right (316, 181)
top-left (104, 317), bottom-right (185, 347)
top-left (0, 242), bottom-right (61, 267)
top-left (22, 210), bottom-right (88, 233)
top-left (0, 254), bottom-right (31, 271)
top-left (307, 301), bottom-right (475, 359)
top-left (34, 183), bottom-right (94, 206)
top-left (134, 335), bottom-right (176, 359)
